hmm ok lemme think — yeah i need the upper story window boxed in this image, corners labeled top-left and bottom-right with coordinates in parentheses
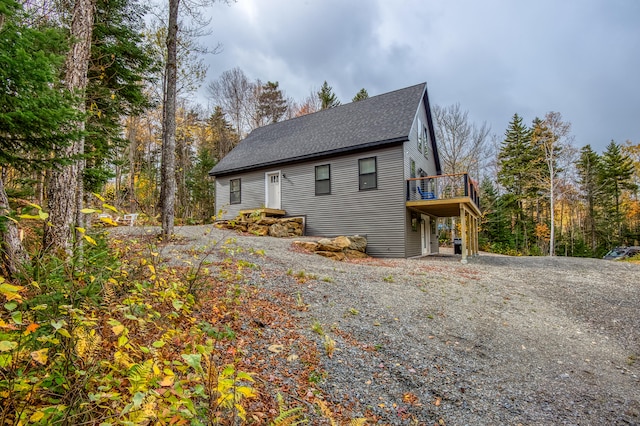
top-left (359, 157), bottom-right (377, 190)
top-left (423, 126), bottom-right (429, 159)
top-left (230, 178), bottom-right (241, 204)
top-left (417, 118), bottom-right (423, 153)
top-left (315, 164), bottom-right (331, 195)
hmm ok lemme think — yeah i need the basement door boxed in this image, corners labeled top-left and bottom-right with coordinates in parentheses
top-left (265, 171), bottom-right (281, 210)
top-left (421, 214), bottom-right (431, 255)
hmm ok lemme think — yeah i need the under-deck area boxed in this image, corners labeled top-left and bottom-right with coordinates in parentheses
top-left (406, 173), bottom-right (481, 262)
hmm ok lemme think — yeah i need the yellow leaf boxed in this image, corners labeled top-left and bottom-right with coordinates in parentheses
top-left (31, 348), bottom-right (48, 364)
top-left (80, 208), bottom-right (100, 214)
top-left (75, 227), bottom-right (86, 234)
top-left (102, 203), bottom-right (118, 213)
top-left (92, 192), bottom-right (105, 202)
top-left (83, 235), bottom-right (97, 246)
top-left (0, 341), bottom-right (18, 352)
top-left (57, 328), bottom-right (72, 338)
top-left (0, 283), bottom-right (24, 302)
top-left (111, 323), bottom-right (125, 336)
top-left (148, 264), bottom-right (155, 275)
top-left (2, 215), bottom-right (18, 224)
top-left (17, 214), bottom-right (40, 220)
top-left (100, 217), bottom-right (118, 226)
top-left (236, 386), bottom-right (256, 398)
top-left (30, 411), bottom-right (45, 422)
top-left (25, 201), bottom-right (43, 210)
top-left (38, 210), bottom-right (49, 220)
top-left (159, 375), bottom-right (174, 387)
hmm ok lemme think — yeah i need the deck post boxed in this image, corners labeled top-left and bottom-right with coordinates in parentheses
top-left (460, 204), bottom-right (467, 264)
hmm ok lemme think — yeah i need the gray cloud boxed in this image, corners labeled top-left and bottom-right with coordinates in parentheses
top-left (201, 0), bottom-right (640, 152)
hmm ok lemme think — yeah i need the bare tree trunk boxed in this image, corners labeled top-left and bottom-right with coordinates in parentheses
top-left (127, 116), bottom-right (137, 213)
top-left (160, 0), bottom-right (179, 239)
top-left (0, 173), bottom-right (30, 276)
top-left (44, 0), bottom-right (94, 254)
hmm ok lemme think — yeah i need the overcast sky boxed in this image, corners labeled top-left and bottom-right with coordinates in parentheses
top-left (199, 0), bottom-right (639, 153)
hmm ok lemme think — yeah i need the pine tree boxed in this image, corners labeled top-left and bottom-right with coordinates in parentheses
top-left (84, 0), bottom-right (156, 194)
top-left (497, 113), bottom-right (537, 252)
top-left (257, 81), bottom-right (287, 124)
top-left (352, 88), bottom-right (369, 102)
top-left (0, 0), bottom-right (80, 274)
top-left (576, 145), bottom-right (603, 251)
top-left (601, 140), bottom-right (636, 243)
top-left (318, 81), bottom-right (340, 109)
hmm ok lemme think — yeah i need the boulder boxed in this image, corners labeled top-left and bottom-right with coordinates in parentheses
top-left (269, 222), bottom-right (290, 238)
top-left (293, 241), bottom-right (319, 252)
top-left (248, 224), bottom-right (269, 236)
top-left (347, 235), bottom-right (367, 252)
top-left (344, 249), bottom-right (369, 259)
top-left (315, 251), bottom-right (346, 261)
top-left (333, 236), bottom-right (352, 250)
top-left (256, 217), bottom-right (277, 225)
top-left (317, 238), bottom-right (342, 252)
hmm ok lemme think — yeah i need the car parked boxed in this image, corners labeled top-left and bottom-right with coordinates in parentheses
top-left (603, 246), bottom-right (640, 260)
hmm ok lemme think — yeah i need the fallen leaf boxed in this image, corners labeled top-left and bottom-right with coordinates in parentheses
top-left (31, 348), bottom-right (48, 364)
top-left (268, 344), bottom-right (284, 354)
top-left (434, 397), bottom-right (441, 406)
top-left (24, 322), bottom-right (39, 335)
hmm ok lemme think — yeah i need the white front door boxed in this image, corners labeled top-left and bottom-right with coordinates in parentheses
top-left (265, 171), bottom-right (281, 209)
top-left (421, 214), bottom-right (431, 255)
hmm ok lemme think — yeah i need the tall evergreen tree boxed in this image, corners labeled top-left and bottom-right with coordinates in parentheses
top-left (352, 88), bottom-right (369, 102)
top-left (84, 0), bottom-right (156, 194)
top-left (44, 0), bottom-right (95, 254)
top-left (0, 0), bottom-right (80, 273)
top-left (601, 140), bottom-right (636, 243)
top-left (497, 113), bottom-right (536, 252)
top-left (257, 81), bottom-right (287, 124)
top-left (576, 145), bottom-right (603, 251)
top-left (318, 81), bottom-right (340, 109)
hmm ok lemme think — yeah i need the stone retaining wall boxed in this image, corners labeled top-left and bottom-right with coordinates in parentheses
top-left (215, 216), bottom-right (304, 238)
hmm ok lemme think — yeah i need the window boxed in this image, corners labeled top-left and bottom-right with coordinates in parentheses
top-left (315, 164), bottom-right (331, 195)
top-left (423, 126), bottom-right (429, 159)
top-left (417, 118), bottom-right (423, 153)
top-left (230, 178), bottom-right (241, 204)
top-left (359, 157), bottom-right (377, 190)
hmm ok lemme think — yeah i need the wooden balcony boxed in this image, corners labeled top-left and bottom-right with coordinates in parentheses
top-left (405, 173), bottom-right (481, 217)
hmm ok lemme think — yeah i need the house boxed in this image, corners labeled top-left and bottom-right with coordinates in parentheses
top-left (209, 82), bottom-right (481, 260)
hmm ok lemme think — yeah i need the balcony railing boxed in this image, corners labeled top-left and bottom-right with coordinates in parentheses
top-left (406, 173), bottom-right (480, 209)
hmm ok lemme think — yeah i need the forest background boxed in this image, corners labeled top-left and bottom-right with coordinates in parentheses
top-left (1, 0), bottom-right (639, 269)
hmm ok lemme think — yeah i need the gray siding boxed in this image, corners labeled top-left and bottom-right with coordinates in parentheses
top-left (215, 170), bottom-right (269, 219)
top-left (403, 103), bottom-right (440, 257)
top-left (216, 145), bottom-right (408, 257)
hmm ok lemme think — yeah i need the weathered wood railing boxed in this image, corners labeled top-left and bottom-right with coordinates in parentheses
top-left (406, 173), bottom-right (480, 209)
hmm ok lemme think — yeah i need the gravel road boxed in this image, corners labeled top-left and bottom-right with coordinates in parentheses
top-left (113, 225), bottom-right (640, 425)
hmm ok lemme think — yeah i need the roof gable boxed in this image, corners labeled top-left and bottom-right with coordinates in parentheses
top-left (210, 82), bottom-right (427, 176)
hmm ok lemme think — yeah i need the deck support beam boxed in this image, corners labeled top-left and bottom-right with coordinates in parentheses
top-left (460, 204), bottom-right (468, 264)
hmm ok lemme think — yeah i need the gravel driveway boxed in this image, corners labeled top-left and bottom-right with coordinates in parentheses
top-left (114, 225), bottom-right (640, 425)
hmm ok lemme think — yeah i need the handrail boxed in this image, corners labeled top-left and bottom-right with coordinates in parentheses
top-left (406, 173), bottom-right (480, 210)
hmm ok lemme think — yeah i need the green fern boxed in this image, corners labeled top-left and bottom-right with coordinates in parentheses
top-left (271, 393), bottom-right (308, 425)
top-left (127, 359), bottom-right (155, 394)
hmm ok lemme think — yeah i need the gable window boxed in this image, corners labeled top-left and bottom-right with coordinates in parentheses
top-left (423, 126), bottom-right (429, 159)
top-left (359, 157), bottom-right (377, 190)
top-left (230, 178), bottom-right (241, 204)
top-left (417, 118), bottom-right (423, 153)
top-left (315, 164), bottom-right (331, 195)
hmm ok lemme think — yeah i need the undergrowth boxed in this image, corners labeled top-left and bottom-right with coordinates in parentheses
top-left (0, 221), bottom-right (363, 424)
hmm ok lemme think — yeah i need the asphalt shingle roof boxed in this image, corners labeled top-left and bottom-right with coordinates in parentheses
top-left (209, 82), bottom-right (426, 176)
